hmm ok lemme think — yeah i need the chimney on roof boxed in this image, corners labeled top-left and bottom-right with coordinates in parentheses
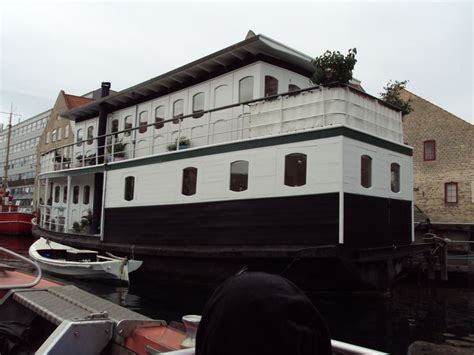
top-left (245, 30), bottom-right (256, 39)
top-left (101, 82), bottom-right (111, 98)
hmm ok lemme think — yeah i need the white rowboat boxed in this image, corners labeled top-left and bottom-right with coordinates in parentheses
top-left (29, 238), bottom-right (142, 283)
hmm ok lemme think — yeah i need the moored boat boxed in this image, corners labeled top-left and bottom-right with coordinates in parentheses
top-left (28, 237), bottom-right (142, 283)
top-left (33, 32), bottom-right (436, 293)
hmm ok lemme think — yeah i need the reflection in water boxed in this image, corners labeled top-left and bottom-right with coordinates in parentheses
top-left (71, 276), bottom-right (473, 355)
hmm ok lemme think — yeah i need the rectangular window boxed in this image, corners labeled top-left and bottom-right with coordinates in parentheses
top-left (83, 185), bottom-right (90, 204)
top-left (54, 186), bottom-right (60, 203)
top-left (361, 155), bottom-right (372, 188)
top-left (284, 153), bottom-right (307, 187)
top-left (182, 167), bottom-right (198, 196)
top-left (230, 161), bottom-right (249, 192)
top-left (124, 176), bottom-right (135, 201)
top-left (424, 140), bottom-right (436, 161)
top-left (63, 186), bottom-right (67, 203)
top-left (73, 186), bottom-right (79, 204)
top-left (445, 182), bottom-right (458, 204)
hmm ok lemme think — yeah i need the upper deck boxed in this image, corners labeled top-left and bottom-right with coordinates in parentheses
top-left (39, 83), bottom-right (403, 176)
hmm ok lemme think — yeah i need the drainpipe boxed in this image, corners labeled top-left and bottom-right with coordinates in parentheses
top-left (92, 82), bottom-right (111, 235)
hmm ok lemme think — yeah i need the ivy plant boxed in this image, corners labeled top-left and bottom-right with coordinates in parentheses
top-left (311, 48), bottom-right (357, 85)
top-left (379, 80), bottom-right (413, 115)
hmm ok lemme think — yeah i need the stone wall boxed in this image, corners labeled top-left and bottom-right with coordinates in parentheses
top-left (401, 90), bottom-right (473, 223)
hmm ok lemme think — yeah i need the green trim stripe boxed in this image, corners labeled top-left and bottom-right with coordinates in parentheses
top-left (39, 127), bottom-right (412, 178)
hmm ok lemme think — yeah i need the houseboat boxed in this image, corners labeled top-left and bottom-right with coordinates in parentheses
top-left (33, 33), bottom-right (419, 292)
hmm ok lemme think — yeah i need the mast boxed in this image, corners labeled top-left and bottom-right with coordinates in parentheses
top-left (1, 104), bottom-right (20, 190)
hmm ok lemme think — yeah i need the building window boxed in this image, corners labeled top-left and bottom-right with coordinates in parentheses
top-left (214, 85), bottom-right (228, 108)
top-left (52, 129), bottom-right (57, 142)
top-left (46, 132), bottom-right (50, 144)
top-left (124, 176), bottom-right (135, 201)
top-left (76, 129), bottom-right (83, 147)
top-left (182, 167), bottom-right (198, 196)
top-left (361, 155), bottom-right (372, 188)
top-left (192, 93), bottom-right (205, 118)
top-left (264, 76), bottom-right (278, 97)
top-left (73, 186), bottom-right (79, 204)
top-left (65, 125), bottom-right (70, 138)
top-left (391, 163), bottom-right (400, 193)
top-left (87, 126), bottom-right (94, 145)
top-left (54, 186), bottom-right (60, 203)
top-left (63, 186), bottom-right (67, 203)
top-left (230, 160), bottom-right (249, 192)
top-left (288, 84), bottom-right (301, 92)
top-left (83, 185), bottom-right (90, 204)
top-left (284, 153), bottom-right (307, 187)
top-left (173, 99), bottom-right (184, 124)
top-left (139, 111), bottom-right (148, 133)
top-left (445, 182), bottom-right (458, 204)
top-left (239, 76), bottom-right (254, 103)
top-left (423, 140), bottom-right (436, 161)
top-left (58, 127), bottom-right (62, 140)
top-left (124, 116), bottom-right (133, 137)
top-left (111, 119), bottom-right (119, 134)
top-left (155, 106), bottom-right (165, 129)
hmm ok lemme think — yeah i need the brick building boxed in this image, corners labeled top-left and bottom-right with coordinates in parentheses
top-left (401, 89), bottom-right (473, 227)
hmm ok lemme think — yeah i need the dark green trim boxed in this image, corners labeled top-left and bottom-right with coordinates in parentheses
top-left (40, 126), bottom-right (412, 178)
top-left (39, 165), bottom-right (105, 179)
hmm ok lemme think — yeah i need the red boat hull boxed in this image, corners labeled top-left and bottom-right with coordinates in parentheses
top-left (0, 212), bottom-right (34, 236)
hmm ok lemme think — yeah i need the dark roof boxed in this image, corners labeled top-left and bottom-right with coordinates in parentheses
top-left (64, 94), bottom-right (94, 109)
top-left (61, 34), bottom-right (314, 121)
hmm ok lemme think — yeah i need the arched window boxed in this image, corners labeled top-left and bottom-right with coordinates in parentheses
top-left (390, 163), bottom-right (400, 193)
top-left (284, 153), bottom-right (307, 187)
top-left (361, 155), bottom-right (372, 188)
top-left (124, 116), bottom-right (133, 137)
top-left (76, 129), bottom-right (83, 147)
top-left (54, 186), bottom-right (60, 203)
top-left (264, 76), bottom-right (278, 97)
top-left (111, 119), bottom-right (119, 134)
top-left (63, 186), bottom-right (67, 203)
top-left (192, 93), bottom-right (205, 118)
top-left (83, 185), bottom-right (90, 204)
top-left (138, 111), bottom-right (148, 133)
top-left (73, 186), bottom-right (79, 204)
top-left (155, 106), bottom-right (165, 129)
top-left (230, 160), bottom-right (249, 192)
top-left (288, 84), bottom-right (301, 93)
top-left (182, 167), bottom-right (198, 196)
top-left (173, 99), bottom-right (184, 124)
top-left (214, 85), bottom-right (228, 108)
top-left (124, 176), bottom-right (135, 201)
top-left (87, 126), bottom-right (94, 145)
top-left (239, 76), bottom-right (254, 103)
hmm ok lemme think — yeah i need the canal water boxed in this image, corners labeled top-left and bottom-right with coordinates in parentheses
top-left (2, 235), bottom-right (473, 355)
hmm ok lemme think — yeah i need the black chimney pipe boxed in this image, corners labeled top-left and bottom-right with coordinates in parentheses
top-left (92, 82), bottom-right (111, 234)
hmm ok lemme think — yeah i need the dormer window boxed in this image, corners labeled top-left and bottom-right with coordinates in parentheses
top-left (239, 76), bottom-right (254, 103)
top-left (264, 76), bottom-right (278, 97)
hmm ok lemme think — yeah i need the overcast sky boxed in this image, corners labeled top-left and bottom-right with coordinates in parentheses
top-left (0, 1), bottom-right (472, 125)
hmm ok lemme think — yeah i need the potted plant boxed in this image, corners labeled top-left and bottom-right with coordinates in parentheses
top-left (76, 155), bottom-right (84, 167)
top-left (167, 136), bottom-right (191, 151)
top-left (72, 221), bottom-right (82, 232)
top-left (107, 139), bottom-right (127, 161)
top-left (80, 210), bottom-right (93, 233)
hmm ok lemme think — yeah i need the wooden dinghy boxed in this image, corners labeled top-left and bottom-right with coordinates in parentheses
top-left (28, 237), bottom-right (142, 283)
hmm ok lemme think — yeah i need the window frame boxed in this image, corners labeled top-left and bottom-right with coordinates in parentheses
top-left (239, 76), bottom-right (254, 103)
top-left (423, 140), bottom-right (436, 161)
top-left (264, 75), bottom-right (278, 97)
top-left (72, 186), bottom-right (79, 204)
top-left (138, 111), bottom-right (148, 134)
top-left (229, 160), bottom-right (249, 192)
top-left (173, 99), bottom-right (184, 124)
top-left (182, 167), bottom-right (198, 196)
top-left (390, 163), bottom-right (401, 193)
top-left (192, 93), bottom-right (205, 119)
top-left (444, 182), bottom-right (458, 204)
top-left (284, 153), bottom-right (307, 187)
top-left (83, 185), bottom-right (90, 204)
top-left (154, 106), bottom-right (165, 129)
top-left (361, 155), bottom-right (373, 189)
top-left (124, 176), bottom-right (135, 201)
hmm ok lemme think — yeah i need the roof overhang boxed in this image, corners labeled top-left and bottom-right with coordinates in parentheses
top-left (61, 34), bottom-right (314, 122)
